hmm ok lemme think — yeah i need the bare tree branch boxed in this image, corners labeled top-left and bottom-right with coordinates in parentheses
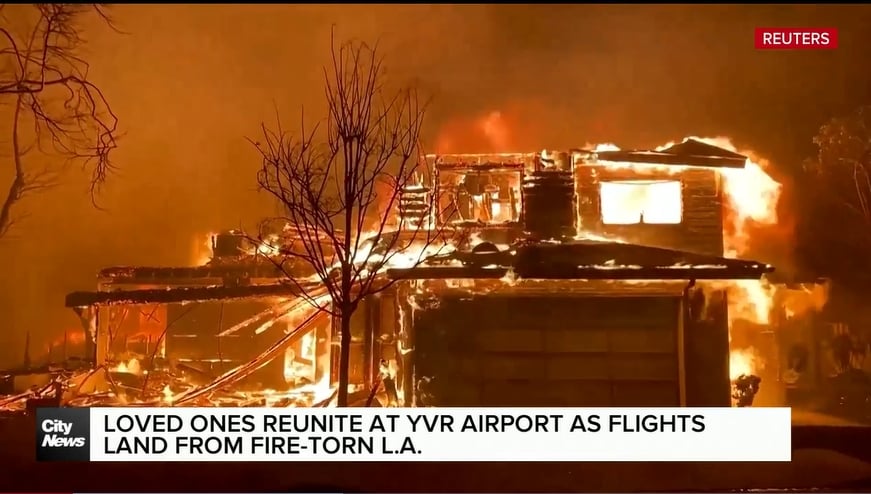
top-left (806, 106), bottom-right (871, 228)
top-left (250, 33), bottom-right (451, 407)
top-left (798, 105), bottom-right (871, 281)
top-left (0, 4), bottom-right (119, 238)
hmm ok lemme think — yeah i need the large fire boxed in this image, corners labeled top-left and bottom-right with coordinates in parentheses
top-left (192, 231), bottom-right (216, 266)
top-left (682, 138), bottom-right (786, 388)
top-left (254, 134), bottom-right (812, 404)
top-left (428, 132), bottom-right (807, 404)
top-left (730, 347), bottom-right (760, 381)
top-left (673, 137), bottom-right (782, 258)
top-left (593, 136), bottom-right (782, 258)
top-left (591, 136), bottom-right (825, 393)
top-left (11, 125), bottom-right (825, 412)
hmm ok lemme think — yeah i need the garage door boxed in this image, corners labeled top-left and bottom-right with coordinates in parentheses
top-left (414, 294), bottom-right (682, 407)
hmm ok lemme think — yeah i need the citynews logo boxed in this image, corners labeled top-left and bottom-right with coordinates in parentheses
top-left (35, 407), bottom-right (90, 461)
top-left (755, 27), bottom-right (838, 50)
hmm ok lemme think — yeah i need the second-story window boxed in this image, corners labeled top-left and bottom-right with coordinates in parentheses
top-left (599, 180), bottom-right (683, 225)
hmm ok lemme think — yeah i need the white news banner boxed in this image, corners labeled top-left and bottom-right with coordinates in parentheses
top-left (61, 407), bottom-right (792, 462)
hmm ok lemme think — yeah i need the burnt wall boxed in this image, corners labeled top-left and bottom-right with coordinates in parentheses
top-left (371, 291), bottom-right (397, 383)
top-left (166, 301), bottom-right (286, 388)
top-left (684, 287), bottom-right (731, 407)
top-left (101, 304), bottom-right (166, 358)
top-left (576, 166), bottom-right (724, 257)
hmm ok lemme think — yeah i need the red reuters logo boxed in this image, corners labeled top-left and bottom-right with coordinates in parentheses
top-left (755, 27), bottom-right (838, 50)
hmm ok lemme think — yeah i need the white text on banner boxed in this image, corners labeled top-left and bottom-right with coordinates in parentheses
top-left (87, 407), bottom-right (792, 462)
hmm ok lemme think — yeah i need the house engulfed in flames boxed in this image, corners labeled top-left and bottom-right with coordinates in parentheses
top-left (59, 138), bottom-right (826, 408)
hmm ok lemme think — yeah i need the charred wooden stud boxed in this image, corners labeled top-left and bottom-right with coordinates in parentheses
top-left (521, 170), bottom-right (576, 241)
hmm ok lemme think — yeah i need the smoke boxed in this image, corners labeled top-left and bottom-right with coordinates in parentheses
top-left (434, 101), bottom-right (555, 153)
top-left (1, 4), bottom-right (870, 366)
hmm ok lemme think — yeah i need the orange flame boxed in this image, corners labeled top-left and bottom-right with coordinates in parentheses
top-left (590, 136), bottom-right (822, 389)
top-left (730, 347), bottom-right (761, 381)
top-left (192, 232), bottom-right (216, 266)
top-left (434, 103), bottom-right (550, 154)
top-left (673, 137), bottom-right (782, 258)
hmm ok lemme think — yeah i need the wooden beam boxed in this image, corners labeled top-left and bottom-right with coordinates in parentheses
top-left (65, 282), bottom-right (315, 308)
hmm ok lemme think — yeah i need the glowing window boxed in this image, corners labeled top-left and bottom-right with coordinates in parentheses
top-left (599, 180), bottom-right (682, 225)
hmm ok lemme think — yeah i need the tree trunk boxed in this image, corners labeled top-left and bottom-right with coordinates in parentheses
top-left (337, 311), bottom-right (352, 407)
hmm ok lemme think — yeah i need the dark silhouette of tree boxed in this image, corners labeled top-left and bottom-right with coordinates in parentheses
top-left (827, 322), bottom-right (869, 375)
top-left (799, 105), bottom-right (871, 280)
top-left (251, 35), bottom-right (448, 407)
top-left (0, 4), bottom-right (119, 238)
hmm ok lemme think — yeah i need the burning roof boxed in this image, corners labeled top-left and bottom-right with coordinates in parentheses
top-left (659, 139), bottom-right (747, 161)
top-left (98, 264), bottom-right (285, 283)
top-left (429, 153), bottom-right (532, 170)
top-left (65, 282), bottom-right (310, 308)
top-left (75, 137), bottom-right (773, 309)
top-left (512, 241), bottom-right (771, 279)
top-left (592, 138), bottom-right (748, 169)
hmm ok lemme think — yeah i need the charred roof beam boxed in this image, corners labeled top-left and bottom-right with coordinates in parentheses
top-left (385, 265), bottom-right (770, 281)
top-left (64, 282), bottom-right (315, 308)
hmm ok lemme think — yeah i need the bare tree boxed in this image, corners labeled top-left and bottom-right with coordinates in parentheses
top-left (0, 4), bottom-right (119, 237)
top-left (796, 105), bottom-right (871, 280)
top-left (806, 105), bottom-right (871, 229)
top-left (252, 36), bottom-right (448, 407)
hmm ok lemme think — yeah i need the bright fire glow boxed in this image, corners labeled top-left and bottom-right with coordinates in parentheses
top-left (688, 138), bottom-right (779, 384)
top-left (600, 180), bottom-right (682, 225)
top-left (112, 358), bottom-right (142, 376)
top-left (420, 136), bottom-right (819, 395)
top-left (161, 385), bottom-right (174, 404)
top-left (284, 330), bottom-right (317, 384)
top-left (719, 279), bottom-right (778, 325)
top-left (192, 232), bottom-right (216, 266)
top-left (730, 347), bottom-right (760, 381)
top-left (251, 234), bottom-right (281, 257)
top-left (675, 138), bottom-right (781, 384)
top-left (593, 136), bottom-right (782, 257)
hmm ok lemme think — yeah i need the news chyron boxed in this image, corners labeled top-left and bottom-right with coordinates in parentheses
top-left (37, 407), bottom-right (791, 462)
top-left (36, 407), bottom-right (91, 461)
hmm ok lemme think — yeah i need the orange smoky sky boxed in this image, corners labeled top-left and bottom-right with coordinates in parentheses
top-left (434, 101), bottom-right (553, 153)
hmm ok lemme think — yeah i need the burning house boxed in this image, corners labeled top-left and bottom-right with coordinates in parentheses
top-left (54, 137), bottom-right (826, 409)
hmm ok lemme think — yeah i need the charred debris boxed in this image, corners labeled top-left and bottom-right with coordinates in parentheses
top-left (2, 139), bottom-right (786, 411)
